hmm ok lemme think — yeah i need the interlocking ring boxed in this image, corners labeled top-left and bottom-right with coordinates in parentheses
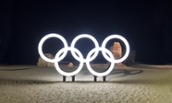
top-left (38, 33), bottom-right (130, 77)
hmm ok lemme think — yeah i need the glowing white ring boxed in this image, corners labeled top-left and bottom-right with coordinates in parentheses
top-left (102, 34), bottom-right (130, 63)
top-left (38, 33), bottom-right (68, 63)
top-left (38, 33), bottom-right (130, 77)
top-left (54, 47), bottom-right (84, 76)
top-left (86, 48), bottom-right (115, 76)
top-left (71, 34), bottom-right (99, 62)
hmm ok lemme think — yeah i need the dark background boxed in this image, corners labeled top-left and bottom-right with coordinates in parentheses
top-left (0, 0), bottom-right (172, 65)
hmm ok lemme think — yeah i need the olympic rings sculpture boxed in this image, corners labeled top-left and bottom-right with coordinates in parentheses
top-left (38, 33), bottom-right (130, 77)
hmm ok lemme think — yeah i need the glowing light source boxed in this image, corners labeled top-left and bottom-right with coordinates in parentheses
top-left (38, 33), bottom-right (130, 77)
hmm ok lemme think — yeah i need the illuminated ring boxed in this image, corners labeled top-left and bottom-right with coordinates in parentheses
top-left (101, 34), bottom-right (130, 63)
top-left (38, 33), bottom-right (68, 63)
top-left (54, 47), bottom-right (84, 76)
top-left (86, 48), bottom-right (115, 76)
top-left (71, 34), bottom-right (99, 62)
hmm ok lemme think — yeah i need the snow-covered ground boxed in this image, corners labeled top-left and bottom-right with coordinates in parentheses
top-left (0, 64), bottom-right (172, 103)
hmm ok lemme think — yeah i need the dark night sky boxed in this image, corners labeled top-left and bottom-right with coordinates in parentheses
top-left (0, 0), bottom-right (172, 65)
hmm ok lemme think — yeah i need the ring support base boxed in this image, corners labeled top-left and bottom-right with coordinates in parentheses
top-left (103, 76), bottom-right (106, 82)
top-left (94, 76), bottom-right (106, 82)
top-left (63, 76), bottom-right (66, 82)
top-left (72, 76), bottom-right (75, 82)
top-left (94, 76), bottom-right (97, 82)
top-left (62, 76), bottom-right (75, 82)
